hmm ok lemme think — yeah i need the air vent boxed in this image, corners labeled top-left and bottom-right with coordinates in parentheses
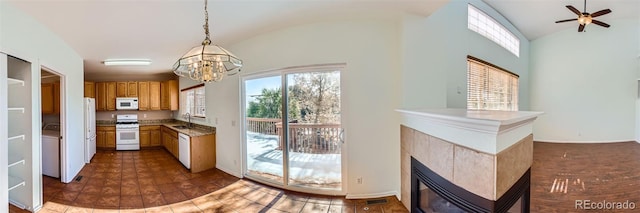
top-left (75, 176), bottom-right (83, 182)
top-left (365, 198), bottom-right (388, 205)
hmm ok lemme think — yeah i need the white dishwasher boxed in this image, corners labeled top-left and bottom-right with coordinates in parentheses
top-left (178, 133), bottom-right (190, 169)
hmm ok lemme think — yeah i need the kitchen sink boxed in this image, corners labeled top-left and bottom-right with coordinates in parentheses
top-left (172, 125), bottom-right (189, 129)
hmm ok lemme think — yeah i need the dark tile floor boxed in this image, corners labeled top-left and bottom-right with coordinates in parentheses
top-left (13, 141), bottom-right (640, 212)
top-left (15, 149), bottom-right (407, 212)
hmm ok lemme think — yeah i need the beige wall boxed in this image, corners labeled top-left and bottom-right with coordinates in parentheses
top-left (96, 110), bottom-right (173, 121)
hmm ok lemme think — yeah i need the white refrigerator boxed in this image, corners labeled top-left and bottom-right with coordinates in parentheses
top-left (84, 98), bottom-right (96, 163)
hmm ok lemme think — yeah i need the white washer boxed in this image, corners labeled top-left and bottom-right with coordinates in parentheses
top-left (42, 130), bottom-right (60, 178)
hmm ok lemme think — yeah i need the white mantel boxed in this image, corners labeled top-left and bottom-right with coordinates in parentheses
top-left (397, 108), bottom-right (543, 154)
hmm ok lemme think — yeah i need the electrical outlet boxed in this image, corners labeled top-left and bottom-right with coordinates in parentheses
top-left (357, 177), bottom-right (363, 184)
top-left (143, 114), bottom-right (147, 118)
top-left (231, 120), bottom-right (236, 126)
top-left (215, 118), bottom-right (219, 124)
top-left (111, 114), bottom-right (114, 118)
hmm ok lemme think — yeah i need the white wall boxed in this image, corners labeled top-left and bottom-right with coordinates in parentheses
top-left (402, 0), bottom-right (530, 110)
top-left (1, 1), bottom-right (84, 211)
top-left (530, 19), bottom-right (640, 142)
top-left (176, 17), bottom-right (403, 197)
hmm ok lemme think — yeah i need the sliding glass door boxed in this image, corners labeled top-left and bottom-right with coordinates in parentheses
top-left (243, 66), bottom-right (343, 194)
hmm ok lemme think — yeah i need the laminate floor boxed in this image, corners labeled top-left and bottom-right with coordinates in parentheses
top-left (531, 141), bottom-right (640, 213)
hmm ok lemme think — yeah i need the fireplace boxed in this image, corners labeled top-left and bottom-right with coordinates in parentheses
top-left (411, 157), bottom-right (530, 213)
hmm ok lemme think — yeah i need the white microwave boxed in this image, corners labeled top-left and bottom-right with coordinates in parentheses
top-left (116, 97), bottom-right (138, 110)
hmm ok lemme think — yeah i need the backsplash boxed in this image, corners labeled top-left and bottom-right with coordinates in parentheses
top-left (96, 110), bottom-right (174, 121)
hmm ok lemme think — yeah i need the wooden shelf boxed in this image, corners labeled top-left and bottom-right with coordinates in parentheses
top-left (8, 107), bottom-right (25, 113)
top-left (8, 135), bottom-right (25, 142)
top-left (8, 154), bottom-right (25, 168)
top-left (8, 175), bottom-right (25, 191)
top-left (8, 78), bottom-right (25, 86)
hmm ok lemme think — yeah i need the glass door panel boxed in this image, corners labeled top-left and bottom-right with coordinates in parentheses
top-left (244, 76), bottom-right (284, 184)
top-left (285, 71), bottom-right (342, 190)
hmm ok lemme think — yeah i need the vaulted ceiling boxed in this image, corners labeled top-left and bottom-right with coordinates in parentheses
top-left (7, 0), bottom-right (639, 77)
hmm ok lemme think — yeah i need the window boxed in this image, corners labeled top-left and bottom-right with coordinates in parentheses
top-left (467, 56), bottom-right (518, 111)
top-left (468, 4), bottom-right (520, 57)
top-left (181, 84), bottom-right (206, 117)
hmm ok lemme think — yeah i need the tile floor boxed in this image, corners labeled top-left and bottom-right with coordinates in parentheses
top-left (11, 149), bottom-right (407, 212)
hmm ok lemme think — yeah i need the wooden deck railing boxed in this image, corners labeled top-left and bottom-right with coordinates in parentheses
top-left (246, 117), bottom-right (280, 135)
top-left (246, 117), bottom-right (342, 154)
top-left (276, 123), bottom-right (342, 154)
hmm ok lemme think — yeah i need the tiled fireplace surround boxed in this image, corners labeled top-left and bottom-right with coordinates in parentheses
top-left (400, 125), bottom-right (533, 210)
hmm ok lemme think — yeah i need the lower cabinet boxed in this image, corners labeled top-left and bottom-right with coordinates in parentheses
top-left (159, 125), bottom-right (216, 173)
top-left (161, 126), bottom-right (179, 159)
top-left (96, 126), bottom-right (116, 149)
top-left (140, 125), bottom-right (161, 147)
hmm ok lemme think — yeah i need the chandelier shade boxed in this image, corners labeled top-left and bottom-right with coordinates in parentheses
top-left (172, 0), bottom-right (242, 83)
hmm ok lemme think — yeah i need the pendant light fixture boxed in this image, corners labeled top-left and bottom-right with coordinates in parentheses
top-left (173, 0), bottom-right (242, 82)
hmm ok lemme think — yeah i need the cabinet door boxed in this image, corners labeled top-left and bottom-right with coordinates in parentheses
top-left (107, 82), bottom-right (117, 110)
top-left (140, 130), bottom-right (150, 147)
top-left (149, 81), bottom-right (161, 110)
top-left (167, 80), bottom-right (179, 111)
top-left (138, 82), bottom-right (149, 111)
top-left (95, 82), bottom-right (107, 111)
top-left (127, 82), bottom-right (138, 97)
top-left (41, 83), bottom-right (54, 114)
top-left (84, 81), bottom-right (95, 98)
top-left (106, 130), bottom-right (116, 148)
top-left (53, 81), bottom-right (60, 114)
top-left (160, 81), bottom-right (169, 110)
top-left (150, 130), bottom-right (161, 146)
top-left (171, 137), bottom-right (179, 158)
top-left (116, 82), bottom-right (127, 97)
top-left (96, 130), bottom-right (106, 148)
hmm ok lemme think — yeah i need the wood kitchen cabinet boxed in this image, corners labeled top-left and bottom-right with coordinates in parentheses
top-left (106, 82), bottom-right (117, 110)
top-left (190, 133), bottom-right (216, 173)
top-left (138, 82), bottom-right (149, 110)
top-left (116, 82), bottom-right (127, 97)
top-left (41, 82), bottom-right (60, 114)
top-left (149, 81), bottom-right (161, 110)
top-left (127, 81), bottom-right (138, 97)
top-left (97, 126), bottom-right (116, 149)
top-left (84, 81), bottom-right (95, 98)
top-left (140, 125), bottom-right (161, 147)
top-left (53, 81), bottom-right (60, 114)
top-left (161, 126), bottom-right (179, 158)
top-left (95, 82), bottom-right (106, 111)
top-left (161, 80), bottom-right (179, 111)
top-left (41, 83), bottom-right (54, 114)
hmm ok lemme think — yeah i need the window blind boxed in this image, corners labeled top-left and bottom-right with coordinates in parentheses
top-left (467, 57), bottom-right (518, 111)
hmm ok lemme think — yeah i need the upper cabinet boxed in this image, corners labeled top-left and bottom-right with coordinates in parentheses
top-left (116, 82), bottom-right (127, 97)
top-left (95, 82), bottom-right (107, 111)
top-left (161, 80), bottom-right (179, 111)
top-left (84, 81), bottom-right (95, 98)
top-left (41, 82), bottom-right (60, 114)
top-left (149, 81), bottom-right (161, 110)
top-left (127, 81), bottom-right (138, 97)
top-left (138, 82), bottom-right (149, 111)
top-left (106, 82), bottom-right (117, 110)
top-left (92, 80), bottom-right (177, 111)
top-left (41, 83), bottom-right (54, 114)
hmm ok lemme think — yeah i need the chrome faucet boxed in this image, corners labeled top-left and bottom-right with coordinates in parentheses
top-left (184, 112), bottom-right (192, 129)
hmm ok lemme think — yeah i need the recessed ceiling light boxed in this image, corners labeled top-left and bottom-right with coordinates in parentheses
top-left (103, 59), bottom-right (152, 66)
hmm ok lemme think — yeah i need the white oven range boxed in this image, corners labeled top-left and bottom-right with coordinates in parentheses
top-left (116, 114), bottom-right (140, 150)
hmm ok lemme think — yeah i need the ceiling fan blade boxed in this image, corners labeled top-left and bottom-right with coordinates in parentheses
top-left (590, 9), bottom-right (611, 18)
top-left (566, 5), bottom-right (582, 16)
top-left (555, 18), bottom-right (578, 23)
top-left (578, 24), bottom-right (585, 32)
top-left (592, 20), bottom-right (610, 28)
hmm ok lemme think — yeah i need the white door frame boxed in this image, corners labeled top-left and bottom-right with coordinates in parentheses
top-left (40, 66), bottom-right (67, 183)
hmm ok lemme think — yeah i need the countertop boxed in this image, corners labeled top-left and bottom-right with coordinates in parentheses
top-left (96, 120), bottom-right (215, 137)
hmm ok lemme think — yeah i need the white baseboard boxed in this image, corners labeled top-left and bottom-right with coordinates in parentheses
top-left (32, 204), bottom-right (42, 213)
top-left (535, 139), bottom-right (635, 144)
top-left (216, 164), bottom-right (242, 178)
top-left (346, 190), bottom-right (398, 199)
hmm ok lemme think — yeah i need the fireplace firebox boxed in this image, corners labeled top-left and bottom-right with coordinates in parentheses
top-left (411, 157), bottom-right (530, 213)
